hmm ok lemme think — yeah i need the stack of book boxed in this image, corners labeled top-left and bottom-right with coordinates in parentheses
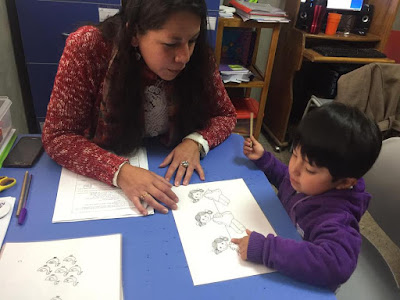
top-left (229, 0), bottom-right (289, 23)
top-left (219, 64), bottom-right (253, 83)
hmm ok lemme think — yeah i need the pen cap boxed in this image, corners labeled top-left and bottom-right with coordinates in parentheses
top-left (18, 208), bottom-right (27, 225)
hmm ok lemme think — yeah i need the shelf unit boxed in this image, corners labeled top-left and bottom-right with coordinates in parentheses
top-left (215, 15), bottom-right (281, 139)
top-left (263, 0), bottom-right (400, 149)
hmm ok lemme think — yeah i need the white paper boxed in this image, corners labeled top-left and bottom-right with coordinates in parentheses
top-left (0, 197), bottom-right (15, 248)
top-left (172, 179), bottom-right (276, 285)
top-left (98, 7), bottom-right (119, 22)
top-left (52, 148), bottom-right (153, 223)
top-left (207, 16), bottom-right (217, 30)
top-left (0, 234), bottom-right (122, 300)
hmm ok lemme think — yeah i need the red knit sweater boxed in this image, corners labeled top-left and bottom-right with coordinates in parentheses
top-left (42, 26), bottom-right (236, 185)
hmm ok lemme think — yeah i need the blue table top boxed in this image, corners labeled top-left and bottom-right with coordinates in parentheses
top-left (0, 134), bottom-right (335, 299)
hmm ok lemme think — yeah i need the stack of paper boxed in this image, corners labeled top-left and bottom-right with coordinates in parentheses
top-left (0, 234), bottom-right (123, 300)
top-left (52, 147), bottom-right (153, 223)
top-left (219, 5), bottom-right (235, 18)
top-left (230, 0), bottom-right (290, 23)
top-left (220, 64), bottom-right (253, 83)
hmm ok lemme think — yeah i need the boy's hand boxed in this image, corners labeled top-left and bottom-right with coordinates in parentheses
top-left (243, 136), bottom-right (264, 161)
top-left (231, 229), bottom-right (252, 260)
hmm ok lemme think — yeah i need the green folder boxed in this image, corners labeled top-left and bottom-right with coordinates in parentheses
top-left (0, 132), bottom-right (17, 168)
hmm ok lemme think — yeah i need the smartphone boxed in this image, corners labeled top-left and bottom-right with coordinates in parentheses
top-left (2, 136), bottom-right (43, 168)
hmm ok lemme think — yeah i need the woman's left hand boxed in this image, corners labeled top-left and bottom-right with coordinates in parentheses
top-left (159, 139), bottom-right (205, 186)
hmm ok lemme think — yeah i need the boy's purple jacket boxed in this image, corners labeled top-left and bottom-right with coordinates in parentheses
top-left (247, 151), bottom-right (370, 290)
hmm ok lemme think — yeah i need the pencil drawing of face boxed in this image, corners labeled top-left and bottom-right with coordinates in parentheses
top-left (188, 189), bottom-right (204, 203)
top-left (195, 210), bottom-right (213, 226)
top-left (212, 236), bottom-right (229, 254)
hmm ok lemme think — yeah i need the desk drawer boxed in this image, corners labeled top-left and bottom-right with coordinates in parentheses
top-left (16, 0), bottom-right (114, 63)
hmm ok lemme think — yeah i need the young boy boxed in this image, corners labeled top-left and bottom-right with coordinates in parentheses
top-left (231, 102), bottom-right (382, 290)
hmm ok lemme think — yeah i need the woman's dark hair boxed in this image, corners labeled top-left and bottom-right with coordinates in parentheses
top-left (97, 0), bottom-right (214, 154)
top-left (292, 102), bottom-right (382, 181)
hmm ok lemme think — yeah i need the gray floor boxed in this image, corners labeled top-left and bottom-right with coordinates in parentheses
top-left (257, 132), bottom-right (400, 286)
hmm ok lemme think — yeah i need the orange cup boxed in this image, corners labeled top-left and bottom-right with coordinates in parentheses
top-left (325, 13), bottom-right (342, 35)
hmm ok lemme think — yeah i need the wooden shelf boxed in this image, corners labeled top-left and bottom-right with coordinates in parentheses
top-left (298, 29), bottom-right (382, 42)
top-left (303, 48), bottom-right (395, 64)
top-left (215, 16), bottom-right (282, 139)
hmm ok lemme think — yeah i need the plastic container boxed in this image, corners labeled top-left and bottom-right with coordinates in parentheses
top-left (0, 96), bottom-right (13, 146)
top-left (325, 13), bottom-right (342, 35)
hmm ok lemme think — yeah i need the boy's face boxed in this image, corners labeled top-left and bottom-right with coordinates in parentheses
top-left (288, 146), bottom-right (341, 195)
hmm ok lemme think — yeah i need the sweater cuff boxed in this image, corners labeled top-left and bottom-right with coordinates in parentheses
top-left (253, 151), bottom-right (271, 171)
top-left (247, 231), bottom-right (267, 264)
top-left (183, 132), bottom-right (209, 158)
top-left (112, 161), bottom-right (129, 187)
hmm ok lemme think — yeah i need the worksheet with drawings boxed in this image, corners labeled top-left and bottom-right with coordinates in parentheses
top-left (172, 178), bottom-right (277, 285)
top-left (0, 234), bottom-right (122, 300)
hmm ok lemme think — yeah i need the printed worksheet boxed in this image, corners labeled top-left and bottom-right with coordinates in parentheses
top-left (0, 197), bottom-right (15, 247)
top-left (0, 234), bottom-right (122, 300)
top-left (52, 147), bottom-right (153, 223)
top-left (172, 178), bottom-right (277, 285)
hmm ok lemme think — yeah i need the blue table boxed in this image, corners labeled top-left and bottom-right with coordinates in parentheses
top-left (1, 134), bottom-right (336, 299)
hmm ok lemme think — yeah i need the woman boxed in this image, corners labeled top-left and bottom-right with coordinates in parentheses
top-left (42, 0), bottom-right (236, 215)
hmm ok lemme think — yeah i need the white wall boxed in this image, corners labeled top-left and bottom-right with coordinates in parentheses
top-left (0, 0), bottom-right (28, 134)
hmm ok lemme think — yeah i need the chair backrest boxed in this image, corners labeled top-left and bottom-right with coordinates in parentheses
top-left (363, 137), bottom-right (400, 248)
top-left (335, 63), bottom-right (400, 133)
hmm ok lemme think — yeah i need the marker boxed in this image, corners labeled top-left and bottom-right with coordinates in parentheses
top-left (16, 171), bottom-right (28, 217)
top-left (18, 174), bottom-right (32, 225)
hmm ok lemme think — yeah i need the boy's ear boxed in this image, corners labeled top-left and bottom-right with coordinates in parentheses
top-left (335, 178), bottom-right (358, 190)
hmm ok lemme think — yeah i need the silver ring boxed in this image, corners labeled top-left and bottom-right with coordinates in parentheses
top-left (181, 160), bottom-right (189, 168)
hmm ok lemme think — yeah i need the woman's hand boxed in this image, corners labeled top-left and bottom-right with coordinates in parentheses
top-left (159, 139), bottom-right (205, 186)
top-left (117, 164), bottom-right (179, 215)
top-left (243, 136), bottom-right (264, 161)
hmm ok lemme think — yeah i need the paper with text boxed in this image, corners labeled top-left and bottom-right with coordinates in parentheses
top-left (0, 234), bottom-right (122, 300)
top-left (172, 179), bottom-right (276, 285)
top-left (52, 147), bottom-right (153, 223)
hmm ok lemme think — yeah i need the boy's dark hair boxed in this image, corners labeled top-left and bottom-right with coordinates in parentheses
top-left (292, 102), bottom-right (382, 181)
top-left (96, 0), bottom-right (214, 155)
